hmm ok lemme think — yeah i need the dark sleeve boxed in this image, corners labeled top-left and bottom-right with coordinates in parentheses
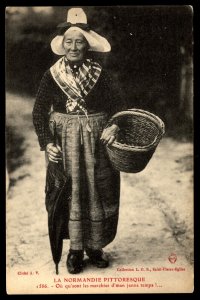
top-left (32, 70), bottom-right (54, 151)
top-left (102, 70), bottom-right (128, 126)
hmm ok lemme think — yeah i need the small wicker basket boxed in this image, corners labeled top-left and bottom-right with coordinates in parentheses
top-left (106, 109), bottom-right (165, 173)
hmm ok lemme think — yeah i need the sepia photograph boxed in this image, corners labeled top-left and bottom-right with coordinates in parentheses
top-left (6, 5), bottom-right (193, 294)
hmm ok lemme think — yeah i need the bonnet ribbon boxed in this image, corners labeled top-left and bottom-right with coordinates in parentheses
top-left (57, 22), bottom-right (90, 34)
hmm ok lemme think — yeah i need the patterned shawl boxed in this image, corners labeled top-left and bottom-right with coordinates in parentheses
top-left (50, 57), bottom-right (102, 114)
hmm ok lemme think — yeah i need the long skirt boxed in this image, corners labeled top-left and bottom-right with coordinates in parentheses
top-left (46, 111), bottom-right (120, 251)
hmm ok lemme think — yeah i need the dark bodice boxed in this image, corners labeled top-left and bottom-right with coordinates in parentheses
top-left (32, 67), bottom-right (126, 150)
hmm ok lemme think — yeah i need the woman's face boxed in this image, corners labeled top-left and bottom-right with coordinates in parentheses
top-left (63, 30), bottom-right (89, 62)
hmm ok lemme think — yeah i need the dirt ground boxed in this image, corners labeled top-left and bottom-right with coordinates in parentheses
top-left (6, 92), bottom-right (194, 294)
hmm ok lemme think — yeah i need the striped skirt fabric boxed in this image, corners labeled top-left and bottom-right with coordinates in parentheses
top-left (48, 111), bottom-right (120, 250)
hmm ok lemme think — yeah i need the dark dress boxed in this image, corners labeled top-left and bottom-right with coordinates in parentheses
top-left (32, 68), bottom-right (126, 150)
top-left (32, 62), bottom-right (126, 251)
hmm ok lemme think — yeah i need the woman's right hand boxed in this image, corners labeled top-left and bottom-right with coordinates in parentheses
top-left (46, 143), bottom-right (62, 163)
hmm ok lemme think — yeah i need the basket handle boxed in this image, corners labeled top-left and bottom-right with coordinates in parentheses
top-left (106, 109), bottom-right (165, 136)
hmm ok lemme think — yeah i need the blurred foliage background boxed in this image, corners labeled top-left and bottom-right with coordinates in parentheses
top-left (5, 6), bottom-right (193, 140)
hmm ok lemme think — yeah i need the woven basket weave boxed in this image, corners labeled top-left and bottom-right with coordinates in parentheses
top-left (106, 109), bottom-right (165, 173)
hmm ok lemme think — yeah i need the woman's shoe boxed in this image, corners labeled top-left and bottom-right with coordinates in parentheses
top-left (66, 250), bottom-right (84, 274)
top-left (86, 249), bottom-right (109, 268)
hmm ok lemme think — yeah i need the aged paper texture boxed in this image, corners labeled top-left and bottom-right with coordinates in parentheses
top-left (6, 6), bottom-right (193, 294)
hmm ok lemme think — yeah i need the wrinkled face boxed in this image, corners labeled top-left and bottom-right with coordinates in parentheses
top-left (63, 30), bottom-right (89, 62)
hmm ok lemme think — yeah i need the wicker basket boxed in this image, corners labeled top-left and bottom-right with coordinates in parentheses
top-left (106, 109), bottom-right (165, 173)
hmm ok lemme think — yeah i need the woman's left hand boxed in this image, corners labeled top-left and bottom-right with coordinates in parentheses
top-left (100, 124), bottom-right (120, 145)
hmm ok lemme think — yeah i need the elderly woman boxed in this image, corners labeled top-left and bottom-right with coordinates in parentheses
top-left (32, 8), bottom-right (126, 274)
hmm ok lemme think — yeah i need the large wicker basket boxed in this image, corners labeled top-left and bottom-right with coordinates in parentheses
top-left (106, 109), bottom-right (165, 173)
